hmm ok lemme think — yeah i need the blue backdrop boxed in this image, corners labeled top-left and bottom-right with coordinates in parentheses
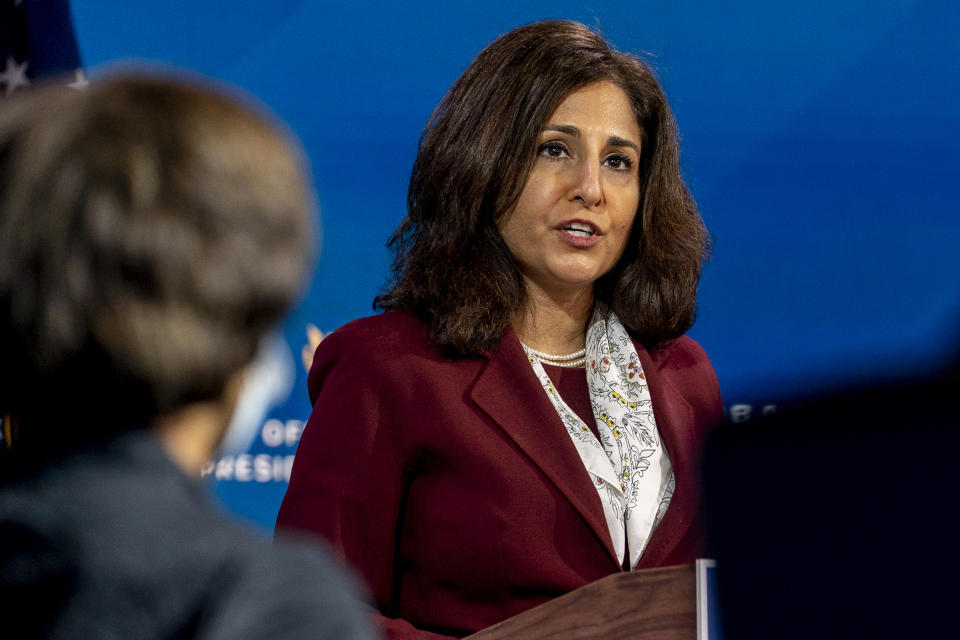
top-left (71, 0), bottom-right (960, 529)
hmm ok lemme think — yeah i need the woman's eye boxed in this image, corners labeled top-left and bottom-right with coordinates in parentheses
top-left (538, 142), bottom-right (568, 159)
top-left (605, 154), bottom-right (633, 171)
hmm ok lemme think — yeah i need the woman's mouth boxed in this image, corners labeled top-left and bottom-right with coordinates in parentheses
top-left (562, 222), bottom-right (596, 237)
top-left (557, 220), bottom-right (601, 246)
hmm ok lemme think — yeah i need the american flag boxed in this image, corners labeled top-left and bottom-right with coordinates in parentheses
top-left (0, 0), bottom-right (84, 98)
top-left (1, 0), bottom-right (83, 448)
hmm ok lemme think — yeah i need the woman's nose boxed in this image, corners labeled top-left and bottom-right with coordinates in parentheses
top-left (566, 158), bottom-right (603, 208)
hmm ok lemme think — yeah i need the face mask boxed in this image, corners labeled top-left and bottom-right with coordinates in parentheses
top-left (219, 332), bottom-right (296, 456)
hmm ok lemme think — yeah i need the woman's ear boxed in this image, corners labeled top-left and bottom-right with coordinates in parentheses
top-left (153, 372), bottom-right (245, 477)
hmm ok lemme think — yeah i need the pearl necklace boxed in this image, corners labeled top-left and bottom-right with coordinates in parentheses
top-left (521, 343), bottom-right (587, 368)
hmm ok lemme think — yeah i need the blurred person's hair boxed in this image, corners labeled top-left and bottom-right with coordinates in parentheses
top-left (376, 19), bottom-right (709, 355)
top-left (0, 71), bottom-right (314, 440)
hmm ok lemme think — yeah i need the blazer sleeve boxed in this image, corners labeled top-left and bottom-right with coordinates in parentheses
top-left (674, 335), bottom-right (724, 431)
top-left (274, 325), bottom-right (454, 640)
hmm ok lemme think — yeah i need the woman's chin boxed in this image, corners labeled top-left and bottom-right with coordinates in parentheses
top-left (531, 271), bottom-right (605, 298)
top-left (549, 263), bottom-right (609, 291)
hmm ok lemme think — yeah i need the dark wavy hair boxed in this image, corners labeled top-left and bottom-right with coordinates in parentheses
top-left (0, 73), bottom-right (313, 436)
top-left (376, 20), bottom-right (709, 355)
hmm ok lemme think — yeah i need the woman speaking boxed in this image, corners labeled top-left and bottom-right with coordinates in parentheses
top-left (277, 20), bottom-right (724, 639)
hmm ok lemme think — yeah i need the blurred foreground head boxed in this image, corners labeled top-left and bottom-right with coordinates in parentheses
top-left (0, 72), bottom-right (314, 440)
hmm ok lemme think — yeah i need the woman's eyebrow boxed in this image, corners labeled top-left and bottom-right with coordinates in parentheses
top-left (543, 124), bottom-right (579, 136)
top-left (608, 136), bottom-right (640, 155)
top-left (543, 125), bottom-right (640, 155)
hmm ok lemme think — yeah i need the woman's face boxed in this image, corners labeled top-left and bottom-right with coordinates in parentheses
top-left (497, 81), bottom-right (642, 301)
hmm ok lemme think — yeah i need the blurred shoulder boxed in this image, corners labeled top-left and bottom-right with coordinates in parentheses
top-left (208, 537), bottom-right (376, 639)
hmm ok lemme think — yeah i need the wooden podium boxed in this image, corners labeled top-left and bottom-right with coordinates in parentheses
top-left (466, 564), bottom-right (696, 639)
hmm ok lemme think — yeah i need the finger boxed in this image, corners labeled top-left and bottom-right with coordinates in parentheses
top-left (306, 323), bottom-right (325, 351)
top-left (302, 344), bottom-right (315, 373)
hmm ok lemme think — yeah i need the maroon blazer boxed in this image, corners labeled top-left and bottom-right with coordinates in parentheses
top-left (276, 311), bottom-right (724, 639)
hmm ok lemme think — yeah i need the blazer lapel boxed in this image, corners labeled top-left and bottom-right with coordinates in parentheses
top-left (635, 342), bottom-right (698, 568)
top-left (470, 327), bottom-right (622, 568)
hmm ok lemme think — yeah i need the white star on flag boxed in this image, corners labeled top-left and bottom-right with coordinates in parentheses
top-left (0, 56), bottom-right (31, 96)
top-left (68, 68), bottom-right (88, 90)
